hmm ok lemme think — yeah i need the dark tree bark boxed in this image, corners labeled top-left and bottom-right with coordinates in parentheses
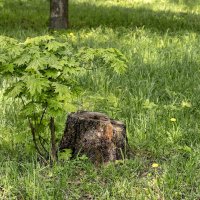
top-left (59, 111), bottom-right (128, 164)
top-left (50, 0), bottom-right (68, 29)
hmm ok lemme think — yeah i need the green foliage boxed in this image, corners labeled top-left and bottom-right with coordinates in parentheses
top-left (0, 35), bottom-right (126, 115)
top-left (0, 35), bottom-right (127, 157)
top-left (58, 149), bottom-right (72, 161)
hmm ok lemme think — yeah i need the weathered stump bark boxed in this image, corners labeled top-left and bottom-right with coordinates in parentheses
top-left (59, 111), bottom-right (128, 164)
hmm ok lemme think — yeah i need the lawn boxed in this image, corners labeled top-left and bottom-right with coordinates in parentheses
top-left (0, 0), bottom-right (200, 199)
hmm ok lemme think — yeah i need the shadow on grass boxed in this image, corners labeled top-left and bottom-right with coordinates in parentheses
top-left (0, 0), bottom-right (49, 37)
top-left (169, 0), bottom-right (200, 8)
top-left (70, 2), bottom-right (200, 33)
top-left (0, 0), bottom-right (199, 37)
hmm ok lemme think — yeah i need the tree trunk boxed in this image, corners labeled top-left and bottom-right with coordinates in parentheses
top-left (49, 0), bottom-right (68, 30)
top-left (59, 111), bottom-right (128, 164)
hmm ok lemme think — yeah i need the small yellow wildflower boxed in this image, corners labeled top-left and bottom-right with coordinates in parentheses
top-left (69, 32), bottom-right (74, 37)
top-left (181, 101), bottom-right (191, 108)
top-left (170, 118), bottom-right (176, 122)
top-left (152, 163), bottom-right (159, 168)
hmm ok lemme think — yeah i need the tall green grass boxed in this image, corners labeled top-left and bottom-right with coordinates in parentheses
top-left (1, 0), bottom-right (200, 199)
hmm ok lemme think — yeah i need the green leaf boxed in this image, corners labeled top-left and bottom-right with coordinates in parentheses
top-left (78, 48), bottom-right (95, 62)
top-left (2, 63), bottom-right (14, 73)
top-left (26, 57), bottom-right (46, 72)
top-left (58, 149), bottom-right (72, 160)
top-left (4, 82), bottom-right (24, 98)
top-left (0, 36), bottom-right (18, 47)
top-left (0, 54), bottom-right (7, 65)
top-left (44, 69), bottom-right (59, 79)
top-left (14, 53), bottom-right (31, 66)
top-left (52, 82), bottom-right (71, 100)
top-left (48, 99), bottom-right (64, 117)
top-left (45, 41), bottom-right (65, 52)
top-left (24, 35), bottom-right (55, 45)
top-left (63, 101), bottom-right (76, 112)
top-left (111, 60), bottom-right (127, 74)
top-left (48, 99), bottom-right (63, 110)
top-left (26, 45), bottom-right (41, 57)
top-left (20, 102), bottom-right (36, 117)
top-left (24, 75), bottom-right (49, 96)
top-left (46, 55), bottom-right (63, 70)
top-left (62, 66), bottom-right (82, 77)
top-left (7, 45), bottom-right (23, 58)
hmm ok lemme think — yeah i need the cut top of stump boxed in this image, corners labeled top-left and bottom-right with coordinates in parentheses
top-left (71, 111), bottom-right (110, 121)
top-left (59, 111), bottom-right (127, 164)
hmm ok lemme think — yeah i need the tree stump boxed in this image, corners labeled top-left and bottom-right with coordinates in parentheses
top-left (59, 111), bottom-right (128, 164)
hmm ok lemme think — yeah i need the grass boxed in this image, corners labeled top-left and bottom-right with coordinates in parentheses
top-left (1, 0), bottom-right (200, 199)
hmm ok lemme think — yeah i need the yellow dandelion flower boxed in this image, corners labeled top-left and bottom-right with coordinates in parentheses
top-left (170, 118), bottom-right (176, 122)
top-left (152, 163), bottom-right (159, 168)
top-left (181, 101), bottom-right (191, 108)
top-left (69, 32), bottom-right (74, 37)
